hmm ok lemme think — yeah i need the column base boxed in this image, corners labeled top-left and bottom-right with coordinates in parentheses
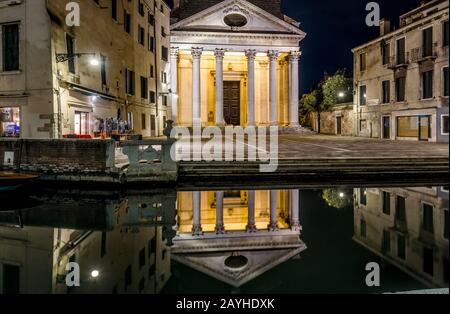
top-left (268, 222), bottom-right (279, 232)
top-left (192, 225), bottom-right (203, 236)
top-left (291, 222), bottom-right (301, 232)
top-left (246, 224), bottom-right (258, 233)
top-left (215, 225), bottom-right (226, 235)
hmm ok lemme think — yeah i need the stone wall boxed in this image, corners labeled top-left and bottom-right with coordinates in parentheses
top-left (0, 139), bottom-right (115, 174)
top-left (307, 104), bottom-right (354, 136)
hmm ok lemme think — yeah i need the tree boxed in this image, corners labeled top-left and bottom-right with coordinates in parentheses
top-left (300, 70), bottom-right (353, 133)
top-left (322, 189), bottom-right (353, 210)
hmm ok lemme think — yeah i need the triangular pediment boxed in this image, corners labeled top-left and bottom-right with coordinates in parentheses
top-left (171, 0), bottom-right (306, 37)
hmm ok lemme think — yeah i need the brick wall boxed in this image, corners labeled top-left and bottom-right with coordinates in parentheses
top-left (307, 104), bottom-right (354, 136)
top-left (0, 139), bottom-right (115, 174)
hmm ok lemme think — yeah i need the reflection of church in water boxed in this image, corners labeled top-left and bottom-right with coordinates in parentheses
top-left (173, 190), bottom-right (306, 287)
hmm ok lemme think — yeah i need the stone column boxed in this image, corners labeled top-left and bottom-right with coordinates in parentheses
top-left (289, 189), bottom-right (301, 231)
top-left (268, 190), bottom-right (279, 231)
top-left (246, 190), bottom-right (257, 233)
top-left (192, 191), bottom-right (203, 235)
top-left (170, 48), bottom-right (179, 125)
top-left (191, 47), bottom-right (203, 125)
top-left (268, 50), bottom-right (279, 126)
top-left (215, 191), bottom-right (225, 234)
top-left (215, 49), bottom-right (226, 127)
top-left (245, 50), bottom-right (257, 126)
top-left (289, 51), bottom-right (301, 127)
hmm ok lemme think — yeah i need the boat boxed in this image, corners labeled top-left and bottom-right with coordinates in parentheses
top-left (0, 171), bottom-right (39, 192)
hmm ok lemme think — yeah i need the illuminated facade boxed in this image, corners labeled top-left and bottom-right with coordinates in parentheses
top-left (170, 0), bottom-right (306, 127)
top-left (172, 190), bottom-right (306, 287)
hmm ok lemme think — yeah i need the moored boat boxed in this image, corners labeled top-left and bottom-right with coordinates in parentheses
top-left (0, 172), bottom-right (39, 192)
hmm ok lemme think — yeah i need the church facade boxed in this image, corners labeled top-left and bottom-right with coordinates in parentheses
top-left (170, 0), bottom-right (306, 127)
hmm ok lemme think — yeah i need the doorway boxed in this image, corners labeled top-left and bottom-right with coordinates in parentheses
top-left (223, 81), bottom-right (241, 126)
top-left (382, 116), bottom-right (391, 139)
top-left (419, 115), bottom-right (431, 141)
top-left (336, 116), bottom-right (342, 135)
top-left (74, 111), bottom-right (90, 135)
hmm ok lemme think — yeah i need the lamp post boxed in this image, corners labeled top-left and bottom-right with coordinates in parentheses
top-left (54, 53), bottom-right (100, 139)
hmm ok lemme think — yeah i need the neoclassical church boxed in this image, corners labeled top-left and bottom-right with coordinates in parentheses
top-left (170, 0), bottom-right (306, 127)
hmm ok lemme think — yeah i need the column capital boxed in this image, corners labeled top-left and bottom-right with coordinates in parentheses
top-left (170, 47), bottom-right (179, 58)
top-left (268, 50), bottom-right (279, 61)
top-left (214, 48), bottom-right (226, 59)
top-left (245, 49), bottom-right (257, 60)
top-left (289, 51), bottom-right (302, 62)
top-left (191, 47), bottom-right (203, 59)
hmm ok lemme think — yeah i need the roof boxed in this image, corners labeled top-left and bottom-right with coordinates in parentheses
top-left (171, 0), bottom-right (285, 23)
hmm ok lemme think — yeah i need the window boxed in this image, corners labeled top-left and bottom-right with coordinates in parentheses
top-left (360, 219), bottom-right (367, 238)
top-left (161, 71), bottom-right (167, 83)
top-left (2, 264), bottom-right (20, 294)
top-left (101, 55), bottom-right (107, 86)
top-left (395, 76), bottom-right (406, 102)
top-left (396, 196), bottom-right (406, 222)
top-left (148, 14), bottom-right (155, 26)
top-left (382, 42), bottom-right (390, 65)
top-left (124, 11), bottom-right (131, 34)
top-left (359, 53), bottom-right (366, 71)
top-left (397, 38), bottom-right (406, 65)
top-left (382, 230), bottom-right (391, 253)
top-left (162, 46), bottom-right (169, 62)
top-left (382, 191), bottom-right (391, 215)
top-left (422, 70), bottom-right (433, 99)
top-left (100, 232), bottom-right (107, 258)
top-left (140, 76), bottom-right (148, 99)
top-left (397, 116), bottom-right (419, 138)
top-left (125, 69), bottom-right (135, 95)
top-left (444, 209), bottom-right (449, 240)
top-left (162, 95), bottom-right (168, 107)
top-left (127, 112), bottom-right (134, 130)
top-left (360, 188), bottom-right (367, 206)
top-left (442, 115), bottom-right (449, 135)
top-left (423, 247), bottom-right (434, 276)
top-left (422, 203), bottom-right (434, 234)
top-left (382, 80), bottom-right (390, 104)
top-left (124, 265), bottom-right (132, 287)
top-left (443, 20), bottom-right (449, 47)
top-left (138, 1), bottom-right (145, 17)
top-left (1, 107), bottom-right (21, 138)
top-left (139, 248), bottom-right (146, 269)
top-left (66, 33), bottom-right (76, 74)
top-left (150, 91), bottom-right (156, 103)
top-left (161, 26), bottom-right (167, 38)
top-left (141, 114), bottom-right (146, 130)
top-left (148, 36), bottom-right (155, 52)
top-left (397, 234), bottom-right (406, 260)
top-left (138, 25), bottom-right (145, 45)
top-left (150, 65), bottom-right (154, 78)
top-left (359, 85), bottom-right (367, 106)
top-left (150, 115), bottom-right (156, 132)
top-left (422, 27), bottom-right (433, 58)
top-left (111, 0), bottom-right (118, 21)
top-left (139, 277), bottom-right (145, 293)
top-left (443, 67), bottom-right (449, 97)
top-left (2, 23), bottom-right (19, 72)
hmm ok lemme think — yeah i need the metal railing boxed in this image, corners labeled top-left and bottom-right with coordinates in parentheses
top-left (410, 43), bottom-right (439, 62)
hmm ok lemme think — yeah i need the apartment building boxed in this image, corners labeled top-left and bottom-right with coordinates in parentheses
top-left (0, 0), bottom-right (171, 139)
top-left (352, 0), bottom-right (449, 143)
top-left (354, 186), bottom-right (449, 288)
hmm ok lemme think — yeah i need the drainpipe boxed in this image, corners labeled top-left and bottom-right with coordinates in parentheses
top-left (153, 2), bottom-right (160, 137)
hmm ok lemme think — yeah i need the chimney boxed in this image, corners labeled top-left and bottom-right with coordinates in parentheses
top-left (379, 19), bottom-right (391, 36)
top-left (173, 0), bottom-right (181, 9)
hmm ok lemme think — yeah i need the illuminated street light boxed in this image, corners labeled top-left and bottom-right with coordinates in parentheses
top-left (89, 58), bottom-right (100, 67)
top-left (338, 92), bottom-right (346, 98)
top-left (91, 270), bottom-right (100, 279)
top-left (339, 192), bottom-right (345, 198)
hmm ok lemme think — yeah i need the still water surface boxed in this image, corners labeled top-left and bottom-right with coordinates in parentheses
top-left (0, 185), bottom-right (448, 294)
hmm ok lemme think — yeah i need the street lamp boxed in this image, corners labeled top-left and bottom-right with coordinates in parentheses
top-left (90, 270), bottom-right (100, 279)
top-left (338, 92), bottom-right (346, 98)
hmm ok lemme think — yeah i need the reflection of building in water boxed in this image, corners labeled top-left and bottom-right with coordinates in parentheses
top-left (0, 191), bottom-right (176, 294)
top-left (173, 190), bottom-right (306, 288)
top-left (354, 187), bottom-right (449, 288)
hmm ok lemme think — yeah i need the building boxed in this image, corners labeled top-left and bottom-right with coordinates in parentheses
top-left (0, 0), bottom-right (171, 139)
top-left (354, 186), bottom-right (449, 288)
top-left (172, 189), bottom-right (305, 287)
top-left (352, 0), bottom-right (449, 143)
top-left (308, 103), bottom-right (354, 136)
top-left (170, 0), bottom-right (306, 127)
top-left (0, 193), bottom-right (174, 294)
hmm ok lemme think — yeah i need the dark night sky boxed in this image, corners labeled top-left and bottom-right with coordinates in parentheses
top-left (168, 0), bottom-right (423, 93)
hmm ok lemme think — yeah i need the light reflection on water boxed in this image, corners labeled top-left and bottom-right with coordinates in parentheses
top-left (0, 185), bottom-right (448, 294)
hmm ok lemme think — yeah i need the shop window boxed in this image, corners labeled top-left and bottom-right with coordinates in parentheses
top-left (397, 116), bottom-right (419, 138)
top-left (74, 111), bottom-right (89, 135)
top-left (0, 107), bottom-right (20, 138)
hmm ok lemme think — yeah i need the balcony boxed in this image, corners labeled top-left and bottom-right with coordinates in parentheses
top-left (410, 43), bottom-right (439, 63)
top-left (386, 54), bottom-right (410, 69)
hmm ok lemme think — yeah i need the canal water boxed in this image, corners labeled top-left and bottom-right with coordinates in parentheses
top-left (0, 185), bottom-right (448, 294)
